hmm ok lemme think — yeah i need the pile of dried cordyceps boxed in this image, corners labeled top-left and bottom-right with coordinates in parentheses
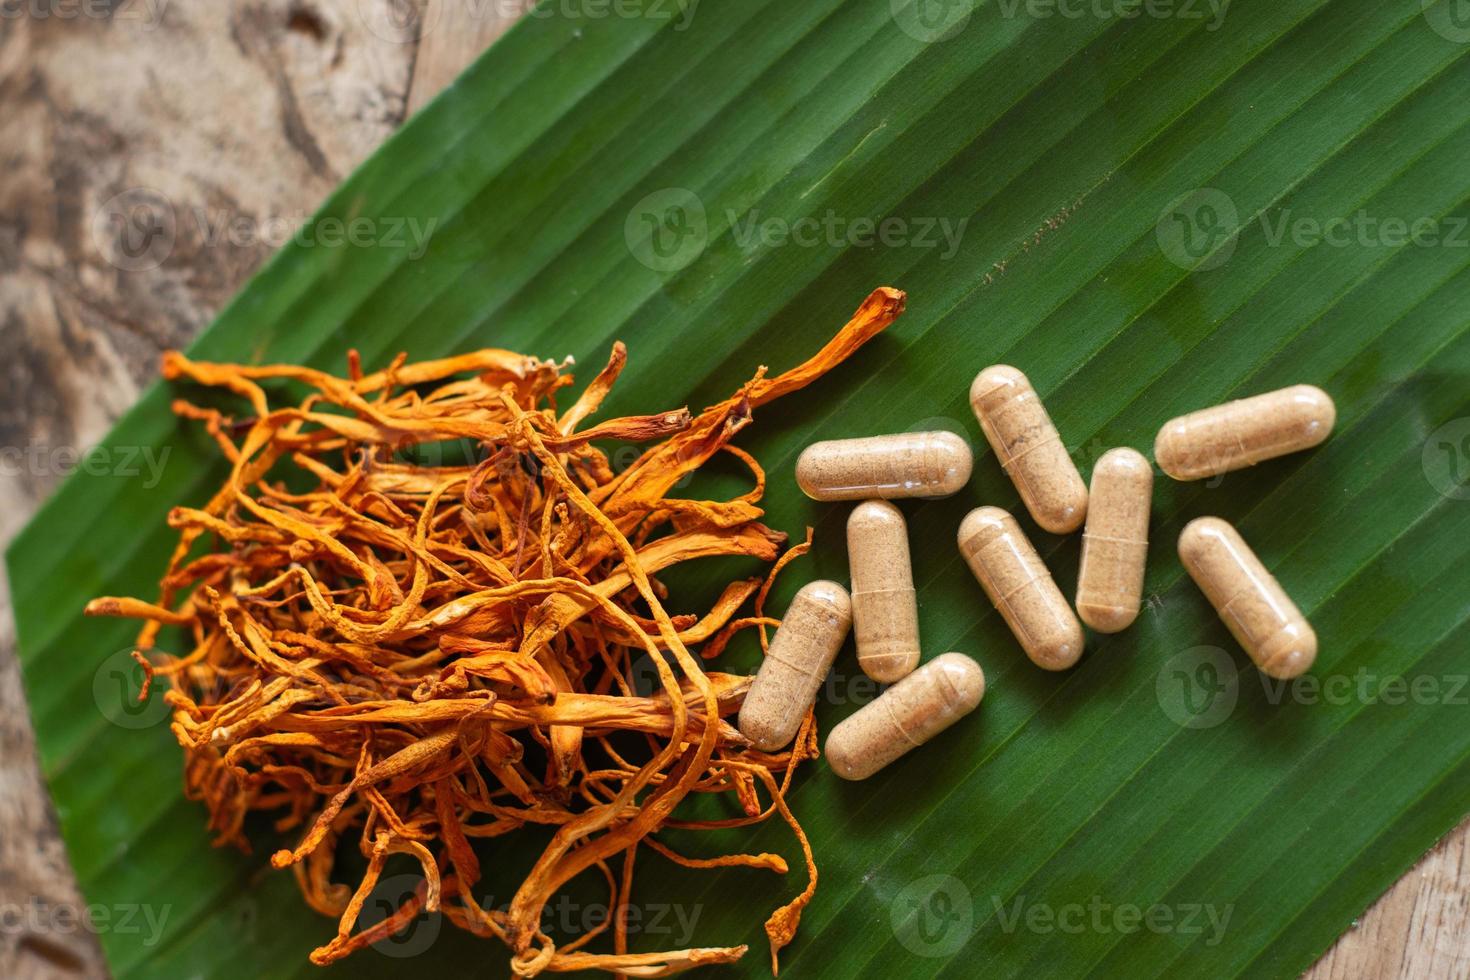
top-left (86, 288), bottom-right (905, 977)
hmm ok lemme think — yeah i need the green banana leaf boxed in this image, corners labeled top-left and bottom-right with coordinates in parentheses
top-left (10, 0), bottom-right (1470, 976)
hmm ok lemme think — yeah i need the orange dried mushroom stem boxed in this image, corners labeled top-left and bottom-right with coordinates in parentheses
top-left (86, 288), bottom-right (905, 975)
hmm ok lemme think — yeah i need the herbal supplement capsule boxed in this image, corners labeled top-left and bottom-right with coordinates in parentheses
top-left (957, 506), bottom-right (1084, 670)
top-left (969, 365), bottom-right (1088, 534)
top-left (1178, 517), bottom-right (1316, 680)
top-left (738, 580), bottom-right (851, 751)
top-left (847, 500), bottom-right (921, 683)
top-left (795, 432), bottom-right (973, 501)
top-left (1154, 384), bottom-right (1336, 481)
top-left (825, 653), bottom-right (985, 781)
top-left (1076, 448), bottom-right (1153, 633)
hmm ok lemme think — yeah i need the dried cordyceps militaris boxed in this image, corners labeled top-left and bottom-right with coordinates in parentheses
top-left (85, 288), bottom-right (906, 977)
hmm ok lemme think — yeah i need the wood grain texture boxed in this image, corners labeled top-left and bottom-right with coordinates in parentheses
top-left (0, 3), bottom-right (1464, 978)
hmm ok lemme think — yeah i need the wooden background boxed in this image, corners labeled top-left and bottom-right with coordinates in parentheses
top-left (0, 2), bottom-right (1464, 978)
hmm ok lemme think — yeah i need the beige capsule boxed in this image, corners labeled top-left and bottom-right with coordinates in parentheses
top-left (826, 653), bottom-right (985, 781)
top-left (847, 500), bottom-right (922, 683)
top-left (958, 507), bottom-right (1085, 670)
top-left (1178, 517), bottom-right (1316, 680)
top-left (1076, 448), bottom-right (1153, 633)
top-left (738, 580), bottom-right (851, 751)
top-left (795, 432), bottom-right (973, 501)
top-left (969, 365), bottom-right (1088, 534)
top-left (1154, 384), bottom-right (1336, 481)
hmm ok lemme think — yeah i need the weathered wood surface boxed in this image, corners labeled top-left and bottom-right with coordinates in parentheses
top-left (0, 3), bottom-right (1463, 979)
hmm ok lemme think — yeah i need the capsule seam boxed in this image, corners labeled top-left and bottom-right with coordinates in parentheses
top-left (863, 652), bottom-right (916, 671)
top-left (1204, 561), bottom-right (1263, 615)
top-left (995, 428), bottom-right (1065, 471)
top-left (936, 666), bottom-right (968, 710)
top-left (1233, 431), bottom-right (1257, 467)
top-left (850, 587), bottom-right (917, 599)
top-left (1082, 532), bottom-right (1149, 547)
top-left (994, 568), bottom-right (1049, 604)
top-left (763, 648), bottom-right (834, 682)
top-left (1220, 586), bottom-right (1292, 626)
top-left (881, 695), bottom-right (924, 748)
